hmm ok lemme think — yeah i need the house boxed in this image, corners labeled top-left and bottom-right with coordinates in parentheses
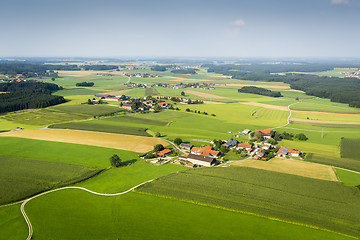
top-left (158, 149), bottom-right (172, 156)
top-left (187, 162), bottom-right (195, 168)
top-left (254, 128), bottom-right (273, 140)
top-left (238, 142), bottom-right (252, 151)
top-left (122, 104), bottom-right (133, 110)
top-left (158, 102), bottom-right (168, 108)
top-left (191, 146), bottom-right (220, 158)
top-left (241, 129), bottom-right (251, 135)
top-left (179, 154), bottom-right (216, 167)
top-left (277, 147), bottom-right (300, 157)
top-left (262, 143), bottom-right (272, 150)
top-left (255, 151), bottom-right (265, 160)
top-left (179, 143), bottom-right (194, 150)
top-left (91, 99), bottom-right (100, 104)
top-left (223, 139), bottom-right (239, 148)
top-left (104, 97), bottom-right (120, 102)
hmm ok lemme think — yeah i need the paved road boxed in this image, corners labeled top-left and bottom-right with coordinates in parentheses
top-left (273, 102), bottom-right (300, 129)
top-left (21, 179), bottom-right (154, 240)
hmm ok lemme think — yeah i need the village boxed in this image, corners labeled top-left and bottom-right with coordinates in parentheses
top-left (124, 81), bottom-right (216, 90)
top-left (140, 127), bottom-right (302, 168)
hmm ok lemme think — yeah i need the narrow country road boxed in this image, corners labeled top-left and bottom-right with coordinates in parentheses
top-left (21, 179), bottom-right (154, 240)
top-left (273, 102), bottom-right (300, 129)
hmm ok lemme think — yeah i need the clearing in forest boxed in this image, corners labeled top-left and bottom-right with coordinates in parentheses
top-left (0, 129), bottom-right (167, 153)
top-left (231, 158), bottom-right (339, 182)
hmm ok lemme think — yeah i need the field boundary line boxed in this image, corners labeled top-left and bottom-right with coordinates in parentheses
top-left (21, 179), bottom-right (154, 240)
top-left (135, 191), bottom-right (358, 240)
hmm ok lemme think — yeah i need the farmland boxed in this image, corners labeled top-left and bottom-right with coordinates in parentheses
top-left (341, 138), bottom-right (360, 160)
top-left (51, 104), bottom-right (124, 116)
top-left (0, 155), bottom-right (101, 205)
top-left (305, 153), bottom-right (360, 172)
top-left (0, 129), bottom-right (168, 153)
top-left (137, 167), bottom-right (360, 237)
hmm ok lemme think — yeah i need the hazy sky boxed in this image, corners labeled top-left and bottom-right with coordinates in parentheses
top-left (1, 0), bottom-right (359, 58)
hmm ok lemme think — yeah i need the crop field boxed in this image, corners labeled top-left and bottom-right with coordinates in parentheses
top-left (341, 138), bottom-right (360, 160)
top-left (0, 204), bottom-right (27, 240)
top-left (0, 109), bottom-right (89, 127)
top-left (50, 121), bottom-right (152, 136)
top-left (0, 155), bottom-right (101, 205)
top-left (335, 169), bottom-right (360, 187)
top-left (231, 158), bottom-right (338, 181)
top-left (144, 87), bottom-right (160, 96)
top-left (14, 189), bottom-right (352, 240)
top-left (137, 167), bottom-right (360, 237)
top-left (51, 104), bottom-right (124, 116)
top-left (0, 137), bottom-right (140, 168)
top-left (305, 153), bottom-right (360, 172)
top-left (279, 139), bottom-right (339, 156)
top-left (0, 129), bottom-right (168, 153)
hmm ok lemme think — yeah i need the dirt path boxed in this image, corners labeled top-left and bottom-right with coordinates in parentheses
top-left (185, 90), bottom-right (228, 99)
top-left (21, 179), bottom-right (154, 240)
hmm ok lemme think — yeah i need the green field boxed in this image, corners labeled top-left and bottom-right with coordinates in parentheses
top-left (144, 87), bottom-right (160, 96)
top-left (305, 153), bottom-right (360, 172)
top-left (51, 104), bottom-right (124, 116)
top-left (341, 138), bottom-right (360, 160)
top-left (49, 121), bottom-right (152, 136)
top-left (0, 109), bottom-right (89, 128)
top-left (0, 137), bottom-right (139, 168)
top-left (335, 168), bottom-right (360, 187)
top-left (0, 155), bottom-right (101, 205)
top-left (0, 204), bottom-right (28, 240)
top-left (137, 167), bottom-right (360, 237)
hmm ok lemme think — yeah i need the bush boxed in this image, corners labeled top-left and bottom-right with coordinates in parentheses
top-left (174, 138), bottom-right (182, 145)
top-left (155, 132), bottom-right (161, 137)
top-left (154, 144), bottom-right (165, 152)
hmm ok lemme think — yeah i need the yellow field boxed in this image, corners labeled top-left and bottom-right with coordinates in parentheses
top-left (0, 129), bottom-right (168, 153)
top-left (240, 102), bottom-right (288, 111)
top-left (185, 90), bottom-right (228, 99)
top-left (291, 118), bottom-right (360, 125)
top-left (231, 158), bottom-right (338, 182)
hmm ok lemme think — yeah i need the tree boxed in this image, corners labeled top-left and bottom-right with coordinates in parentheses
top-left (51, 78), bottom-right (55, 81)
top-left (295, 133), bottom-right (308, 141)
top-left (181, 91), bottom-right (185, 96)
top-left (154, 144), bottom-right (165, 152)
top-left (186, 108), bottom-right (190, 112)
top-left (87, 99), bottom-right (92, 105)
top-left (174, 138), bottom-right (182, 145)
top-left (187, 99), bottom-right (192, 104)
top-left (110, 154), bottom-right (122, 167)
top-left (155, 132), bottom-right (161, 137)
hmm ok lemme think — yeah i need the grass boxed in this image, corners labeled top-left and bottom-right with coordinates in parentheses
top-left (144, 87), bottom-right (160, 96)
top-left (51, 104), bottom-right (124, 116)
top-left (341, 138), bottom-right (360, 160)
top-left (0, 204), bottom-right (28, 240)
top-left (137, 167), bottom-right (360, 237)
top-left (0, 155), bottom-right (101, 205)
top-left (305, 153), bottom-right (360, 173)
top-left (0, 137), bottom-right (139, 168)
top-left (50, 121), bottom-right (152, 137)
top-left (335, 168), bottom-right (360, 186)
top-left (279, 139), bottom-right (340, 157)
top-left (22, 189), bottom-right (354, 240)
top-left (0, 108), bottom-right (89, 127)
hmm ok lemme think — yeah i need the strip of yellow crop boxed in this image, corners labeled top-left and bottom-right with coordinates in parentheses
top-left (134, 190), bottom-right (358, 240)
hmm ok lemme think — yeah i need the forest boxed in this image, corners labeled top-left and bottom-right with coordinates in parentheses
top-left (76, 82), bottom-right (94, 87)
top-left (238, 86), bottom-right (282, 97)
top-left (0, 81), bottom-right (65, 114)
top-left (204, 64), bottom-right (360, 108)
top-left (171, 68), bottom-right (198, 74)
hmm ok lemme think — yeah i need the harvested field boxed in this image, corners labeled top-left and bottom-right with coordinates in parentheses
top-left (203, 101), bottom-right (226, 104)
top-left (185, 90), bottom-right (228, 99)
top-left (0, 129), bottom-right (168, 153)
top-left (240, 102), bottom-right (288, 111)
top-left (292, 110), bottom-right (360, 117)
top-left (291, 118), bottom-right (360, 125)
top-left (231, 158), bottom-right (338, 182)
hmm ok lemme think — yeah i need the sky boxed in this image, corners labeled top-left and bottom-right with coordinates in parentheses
top-left (1, 0), bottom-right (359, 58)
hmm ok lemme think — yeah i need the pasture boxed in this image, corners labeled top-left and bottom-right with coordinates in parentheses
top-left (0, 137), bottom-right (140, 168)
top-left (335, 169), bottom-right (360, 187)
top-left (0, 129), bottom-right (167, 153)
top-left (0, 155), bottom-right (101, 205)
top-left (230, 158), bottom-right (338, 182)
top-left (341, 138), bottom-right (360, 160)
top-left (51, 104), bottom-right (124, 116)
top-left (305, 153), bottom-right (360, 173)
top-left (0, 204), bottom-right (27, 240)
top-left (20, 189), bottom-right (354, 240)
top-left (138, 167), bottom-right (360, 237)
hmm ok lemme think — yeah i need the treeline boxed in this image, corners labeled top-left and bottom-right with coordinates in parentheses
top-left (204, 64), bottom-right (360, 108)
top-left (76, 82), bottom-right (94, 87)
top-left (171, 68), bottom-right (198, 74)
top-left (238, 86), bottom-right (282, 97)
top-left (151, 65), bottom-right (177, 71)
top-left (0, 81), bottom-right (65, 114)
top-left (82, 65), bottom-right (118, 71)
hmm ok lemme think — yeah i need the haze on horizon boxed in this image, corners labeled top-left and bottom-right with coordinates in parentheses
top-left (1, 0), bottom-right (359, 58)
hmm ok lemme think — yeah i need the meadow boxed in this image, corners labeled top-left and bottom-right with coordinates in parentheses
top-left (0, 204), bottom-right (28, 240)
top-left (335, 168), bottom-right (360, 187)
top-left (137, 167), bottom-right (360, 237)
top-left (0, 155), bottom-right (101, 205)
top-left (341, 138), bottom-right (360, 159)
top-left (51, 104), bottom-right (124, 116)
top-left (305, 153), bottom-right (360, 172)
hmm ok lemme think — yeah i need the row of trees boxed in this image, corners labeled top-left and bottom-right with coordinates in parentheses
top-left (238, 86), bottom-right (282, 97)
top-left (171, 69), bottom-right (198, 74)
top-left (76, 82), bottom-right (94, 87)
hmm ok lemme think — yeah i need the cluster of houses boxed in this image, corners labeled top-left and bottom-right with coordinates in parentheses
top-left (341, 71), bottom-right (360, 78)
top-left (152, 82), bottom-right (215, 90)
top-left (0, 74), bottom-right (31, 82)
top-left (123, 73), bottom-right (158, 78)
top-left (179, 145), bottom-right (220, 167)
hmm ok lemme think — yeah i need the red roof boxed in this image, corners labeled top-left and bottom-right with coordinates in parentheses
top-left (255, 128), bottom-right (273, 134)
top-left (159, 149), bottom-right (172, 155)
top-left (238, 142), bottom-right (252, 149)
top-left (191, 146), bottom-right (220, 157)
top-left (159, 102), bottom-right (168, 105)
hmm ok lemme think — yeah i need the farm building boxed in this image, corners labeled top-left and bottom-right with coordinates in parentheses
top-left (241, 129), bottom-right (251, 135)
top-left (191, 146), bottom-right (220, 158)
top-left (223, 139), bottom-right (238, 148)
top-left (158, 149), bottom-right (172, 156)
top-left (158, 102), bottom-right (168, 108)
top-left (104, 97), bottom-right (120, 102)
top-left (180, 143), bottom-right (193, 150)
top-left (277, 147), bottom-right (300, 157)
top-left (238, 142), bottom-right (252, 151)
top-left (95, 94), bottom-right (111, 98)
top-left (255, 128), bottom-right (273, 140)
top-left (122, 104), bottom-right (133, 110)
top-left (179, 154), bottom-right (216, 167)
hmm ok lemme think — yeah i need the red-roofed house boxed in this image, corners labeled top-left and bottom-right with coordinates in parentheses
top-left (254, 128), bottom-right (273, 140)
top-left (191, 146), bottom-right (220, 158)
top-left (158, 102), bottom-right (168, 108)
top-left (238, 142), bottom-right (252, 151)
top-left (158, 149), bottom-right (172, 156)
